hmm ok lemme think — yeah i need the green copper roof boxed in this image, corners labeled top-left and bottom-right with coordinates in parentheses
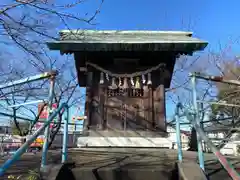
top-left (47, 30), bottom-right (208, 54)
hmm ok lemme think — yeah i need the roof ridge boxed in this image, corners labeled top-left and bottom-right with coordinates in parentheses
top-left (59, 30), bottom-right (193, 36)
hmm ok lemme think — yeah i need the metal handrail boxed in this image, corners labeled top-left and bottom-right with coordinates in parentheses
top-left (0, 103), bottom-right (68, 176)
top-left (175, 103), bottom-right (240, 180)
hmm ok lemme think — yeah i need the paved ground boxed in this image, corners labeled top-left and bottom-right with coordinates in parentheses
top-left (0, 149), bottom-right (239, 179)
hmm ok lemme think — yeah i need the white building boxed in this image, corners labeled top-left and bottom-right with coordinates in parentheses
top-left (204, 123), bottom-right (240, 156)
top-left (167, 126), bottom-right (190, 150)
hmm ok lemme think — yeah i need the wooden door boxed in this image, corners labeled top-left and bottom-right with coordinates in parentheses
top-left (105, 88), bottom-right (153, 131)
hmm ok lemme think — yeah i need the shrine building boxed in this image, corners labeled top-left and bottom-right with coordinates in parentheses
top-left (47, 30), bottom-right (208, 147)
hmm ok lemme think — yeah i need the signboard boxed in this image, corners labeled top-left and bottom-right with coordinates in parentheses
top-left (36, 103), bottom-right (58, 131)
top-left (38, 103), bottom-right (58, 119)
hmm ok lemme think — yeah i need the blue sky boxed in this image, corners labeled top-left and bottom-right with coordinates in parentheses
top-left (61, 0), bottom-right (240, 51)
top-left (1, 0), bottom-right (240, 125)
top-left (63, 0), bottom-right (240, 118)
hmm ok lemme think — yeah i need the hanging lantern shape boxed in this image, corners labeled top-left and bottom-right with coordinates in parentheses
top-left (99, 72), bottom-right (104, 84)
top-left (135, 77), bottom-right (141, 89)
top-left (142, 74), bottom-right (146, 84)
top-left (118, 77), bottom-right (122, 87)
top-left (118, 77), bottom-right (125, 96)
top-left (108, 77), bottom-right (118, 89)
top-left (106, 74), bottom-right (109, 81)
top-left (130, 77), bottom-right (134, 87)
top-left (147, 73), bottom-right (152, 85)
top-left (123, 77), bottom-right (129, 89)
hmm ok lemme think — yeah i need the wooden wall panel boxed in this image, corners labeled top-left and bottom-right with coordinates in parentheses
top-left (86, 85), bottom-right (166, 132)
top-left (81, 62), bottom-right (167, 133)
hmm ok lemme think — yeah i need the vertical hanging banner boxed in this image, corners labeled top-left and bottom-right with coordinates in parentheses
top-left (36, 103), bottom-right (58, 130)
top-left (38, 103), bottom-right (57, 119)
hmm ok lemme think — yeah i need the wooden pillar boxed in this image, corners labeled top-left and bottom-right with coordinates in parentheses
top-left (89, 71), bottom-right (103, 129)
top-left (98, 84), bottom-right (105, 130)
top-left (148, 86), bottom-right (153, 129)
top-left (103, 87), bottom-right (107, 129)
top-left (143, 85), bottom-right (153, 130)
top-left (154, 84), bottom-right (166, 131)
top-left (143, 86), bottom-right (148, 129)
top-left (83, 90), bottom-right (89, 131)
top-left (83, 71), bottom-right (93, 130)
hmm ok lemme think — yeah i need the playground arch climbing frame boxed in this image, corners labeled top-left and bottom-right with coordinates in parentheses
top-left (0, 71), bottom-right (71, 176)
top-left (175, 72), bottom-right (240, 179)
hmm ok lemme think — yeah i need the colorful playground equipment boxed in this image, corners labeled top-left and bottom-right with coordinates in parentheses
top-left (0, 71), bottom-right (70, 176)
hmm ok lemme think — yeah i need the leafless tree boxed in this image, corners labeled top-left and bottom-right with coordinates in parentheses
top-left (166, 39), bottom-right (240, 131)
top-left (0, 0), bottom-right (103, 140)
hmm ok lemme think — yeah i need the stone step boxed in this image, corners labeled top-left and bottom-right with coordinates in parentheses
top-left (72, 166), bottom-right (173, 180)
top-left (67, 149), bottom-right (240, 180)
top-left (76, 136), bottom-right (172, 148)
top-left (177, 162), bottom-right (208, 180)
top-left (1, 149), bottom-right (240, 180)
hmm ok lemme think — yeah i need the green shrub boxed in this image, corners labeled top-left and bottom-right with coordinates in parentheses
top-left (7, 169), bottom-right (40, 180)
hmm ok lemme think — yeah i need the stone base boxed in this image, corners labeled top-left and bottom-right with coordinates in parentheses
top-left (82, 130), bottom-right (168, 137)
top-left (77, 137), bottom-right (172, 148)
